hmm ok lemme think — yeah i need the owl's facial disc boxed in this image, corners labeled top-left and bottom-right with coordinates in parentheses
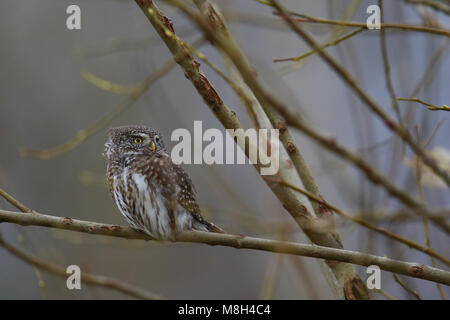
top-left (123, 131), bottom-right (165, 155)
top-left (105, 126), bottom-right (166, 161)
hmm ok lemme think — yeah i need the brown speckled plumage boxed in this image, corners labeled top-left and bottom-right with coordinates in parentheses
top-left (103, 125), bottom-right (223, 240)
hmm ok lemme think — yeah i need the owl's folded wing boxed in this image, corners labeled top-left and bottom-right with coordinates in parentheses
top-left (143, 154), bottom-right (224, 233)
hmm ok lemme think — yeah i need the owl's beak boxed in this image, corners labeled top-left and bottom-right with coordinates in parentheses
top-left (151, 141), bottom-right (156, 152)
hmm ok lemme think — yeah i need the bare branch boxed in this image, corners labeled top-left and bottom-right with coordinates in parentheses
top-left (18, 37), bottom-right (206, 160)
top-left (273, 28), bottom-right (364, 63)
top-left (1, 209), bottom-right (449, 286)
top-left (18, 59), bottom-right (176, 160)
top-left (267, 7), bottom-right (450, 36)
top-left (379, 0), bottom-right (402, 125)
top-left (404, 0), bottom-right (450, 15)
top-left (398, 97), bottom-right (450, 112)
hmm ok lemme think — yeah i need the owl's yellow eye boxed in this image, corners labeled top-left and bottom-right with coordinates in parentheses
top-left (133, 137), bottom-right (143, 144)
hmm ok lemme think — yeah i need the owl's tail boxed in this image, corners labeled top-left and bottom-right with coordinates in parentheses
top-left (193, 219), bottom-right (226, 234)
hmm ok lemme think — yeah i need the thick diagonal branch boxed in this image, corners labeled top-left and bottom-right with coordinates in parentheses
top-left (191, 0), bottom-right (369, 300)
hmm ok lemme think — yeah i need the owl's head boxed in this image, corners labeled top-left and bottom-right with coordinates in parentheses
top-left (104, 125), bottom-right (166, 160)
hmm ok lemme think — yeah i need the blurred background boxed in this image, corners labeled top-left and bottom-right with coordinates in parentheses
top-left (0, 0), bottom-right (449, 299)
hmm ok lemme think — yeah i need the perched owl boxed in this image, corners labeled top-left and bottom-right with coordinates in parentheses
top-left (103, 125), bottom-right (223, 240)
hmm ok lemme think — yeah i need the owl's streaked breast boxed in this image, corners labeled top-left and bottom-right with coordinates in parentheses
top-left (110, 166), bottom-right (194, 240)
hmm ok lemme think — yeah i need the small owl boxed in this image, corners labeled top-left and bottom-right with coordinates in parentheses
top-left (103, 125), bottom-right (223, 240)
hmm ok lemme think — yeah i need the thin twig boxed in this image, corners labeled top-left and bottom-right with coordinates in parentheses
top-left (375, 289), bottom-right (396, 300)
top-left (393, 273), bottom-right (422, 300)
top-left (259, 254), bottom-right (283, 299)
top-left (80, 70), bottom-right (141, 94)
top-left (404, 0), bottom-right (450, 15)
top-left (0, 235), bottom-right (162, 300)
top-left (19, 37), bottom-right (206, 160)
top-left (274, 27), bottom-right (364, 63)
top-left (379, 0), bottom-right (402, 125)
top-left (273, 27), bottom-right (364, 62)
top-left (403, 40), bottom-right (449, 126)
top-left (18, 59), bottom-right (176, 160)
top-left (413, 128), bottom-right (447, 300)
top-left (267, 9), bottom-right (450, 36)
top-left (0, 187), bottom-right (33, 213)
top-left (397, 97), bottom-right (450, 112)
top-left (350, 208), bottom-right (450, 223)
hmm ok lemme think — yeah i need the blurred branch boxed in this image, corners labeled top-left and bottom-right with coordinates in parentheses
top-left (277, 0), bottom-right (361, 74)
top-left (379, 0), bottom-right (402, 125)
top-left (413, 132), bottom-right (447, 300)
top-left (75, 27), bottom-right (196, 59)
top-left (267, 8), bottom-right (450, 36)
top-left (351, 208), bottom-right (450, 222)
top-left (18, 37), bottom-right (205, 160)
top-left (393, 273), bottom-right (422, 300)
top-left (287, 257), bottom-right (319, 299)
top-left (223, 9), bottom-right (291, 31)
top-left (1, 209), bottom-right (450, 286)
top-left (18, 59), bottom-right (175, 160)
top-left (259, 254), bottom-right (282, 299)
top-left (376, 289), bottom-right (396, 300)
top-left (0, 235), bottom-right (162, 300)
top-left (80, 70), bottom-right (141, 94)
top-left (397, 97), bottom-right (450, 111)
top-left (404, 0), bottom-right (450, 15)
top-left (273, 27), bottom-right (364, 63)
top-left (403, 39), bottom-right (449, 126)
top-left (411, 40), bottom-right (449, 97)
